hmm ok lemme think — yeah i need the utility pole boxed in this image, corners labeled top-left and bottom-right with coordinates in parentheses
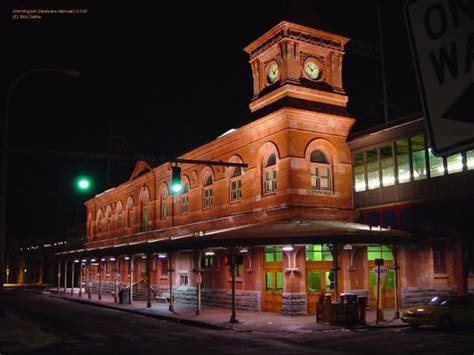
top-left (377, 0), bottom-right (389, 124)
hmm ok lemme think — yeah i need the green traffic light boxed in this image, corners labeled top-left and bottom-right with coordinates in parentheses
top-left (171, 166), bottom-right (182, 194)
top-left (78, 179), bottom-right (90, 189)
top-left (75, 176), bottom-right (92, 192)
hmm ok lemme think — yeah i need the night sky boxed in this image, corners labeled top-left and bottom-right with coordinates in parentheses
top-left (3, 0), bottom-right (421, 245)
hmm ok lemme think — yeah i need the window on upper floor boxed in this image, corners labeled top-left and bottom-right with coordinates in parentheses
top-left (367, 148), bottom-right (380, 189)
top-left (411, 134), bottom-right (427, 181)
top-left (161, 189), bottom-right (168, 220)
top-left (263, 153), bottom-right (277, 195)
top-left (432, 242), bottom-right (447, 274)
top-left (467, 150), bottom-right (474, 170)
top-left (380, 145), bottom-right (395, 186)
top-left (127, 197), bottom-right (134, 228)
top-left (181, 183), bottom-right (189, 214)
top-left (428, 148), bottom-right (445, 177)
top-left (306, 244), bottom-right (333, 261)
top-left (310, 150), bottom-right (332, 191)
top-left (96, 210), bottom-right (103, 234)
top-left (203, 175), bottom-right (213, 209)
top-left (230, 167), bottom-right (243, 202)
top-left (264, 246), bottom-right (283, 263)
top-left (117, 203), bottom-right (123, 231)
top-left (106, 207), bottom-right (112, 233)
top-left (447, 153), bottom-right (463, 174)
top-left (142, 191), bottom-right (150, 230)
top-left (353, 152), bottom-right (366, 192)
top-left (395, 139), bottom-right (410, 184)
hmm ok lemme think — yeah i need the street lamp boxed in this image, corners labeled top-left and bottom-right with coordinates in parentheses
top-left (0, 68), bottom-right (80, 294)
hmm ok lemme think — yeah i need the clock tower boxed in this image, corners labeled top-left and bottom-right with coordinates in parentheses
top-left (244, 21), bottom-right (350, 116)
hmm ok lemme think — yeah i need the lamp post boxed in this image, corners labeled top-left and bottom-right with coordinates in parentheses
top-left (0, 68), bottom-right (80, 298)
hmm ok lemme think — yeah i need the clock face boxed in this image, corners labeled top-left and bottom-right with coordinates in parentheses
top-left (266, 62), bottom-right (279, 84)
top-left (304, 60), bottom-right (320, 80)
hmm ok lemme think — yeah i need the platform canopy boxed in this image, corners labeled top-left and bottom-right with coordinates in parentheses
top-left (56, 219), bottom-right (412, 259)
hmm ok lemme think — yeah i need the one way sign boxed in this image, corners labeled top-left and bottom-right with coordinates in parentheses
top-left (405, 0), bottom-right (474, 155)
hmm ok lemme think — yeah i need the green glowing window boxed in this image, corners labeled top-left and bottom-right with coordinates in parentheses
top-left (306, 244), bottom-right (333, 261)
top-left (353, 152), bottom-right (366, 192)
top-left (275, 272), bottom-right (283, 291)
top-left (467, 150), bottom-right (474, 170)
top-left (447, 153), bottom-right (463, 174)
top-left (264, 247), bottom-right (283, 263)
top-left (202, 255), bottom-right (214, 268)
top-left (366, 148), bottom-right (380, 190)
top-left (411, 135), bottom-right (427, 181)
top-left (307, 271), bottom-right (321, 292)
top-left (266, 271), bottom-right (273, 291)
top-left (428, 148), bottom-right (444, 177)
top-left (396, 139), bottom-right (410, 183)
top-left (380, 145), bottom-right (395, 187)
top-left (326, 271), bottom-right (335, 291)
top-left (367, 245), bottom-right (393, 261)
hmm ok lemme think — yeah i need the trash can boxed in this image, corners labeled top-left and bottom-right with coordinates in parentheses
top-left (119, 287), bottom-right (130, 304)
top-left (357, 296), bottom-right (368, 325)
top-left (341, 293), bottom-right (358, 326)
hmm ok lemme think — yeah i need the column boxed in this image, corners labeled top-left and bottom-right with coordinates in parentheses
top-left (71, 260), bottom-right (75, 296)
top-left (196, 270), bottom-right (202, 315)
top-left (78, 261), bottom-right (83, 297)
top-left (146, 253), bottom-right (151, 308)
top-left (57, 261), bottom-right (61, 293)
top-left (98, 258), bottom-right (103, 300)
top-left (392, 245), bottom-right (400, 319)
top-left (87, 260), bottom-right (92, 299)
top-left (332, 244), bottom-right (340, 301)
top-left (168, 252), bottom-right (174, 312)
top-left (129, 256), bottom-right (133, 304)
top-left (63, 260), bottom-right (68, 294)
top-left (229, 247), bottom-right (239, 323)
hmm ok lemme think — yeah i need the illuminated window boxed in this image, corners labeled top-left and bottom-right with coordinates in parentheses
top-left (428, 148), bottom-right (445, 177)
top-left (380, 145), bottom-right (395, 186)
top-left (106, 206), bottom-right (112, 233)
top-left (116, 202), bottom-right (123, 231)
top-left (411, 135), bottom-right (427, 180)
top-left (447, 153), bottom-right (463, 174)
top-left (202, 255), bottom-right (214, 268)
top-left (353, 152), bottom-right (366, 191)
top-left (305, 244), bottom-right (333, 261)
top-left (127, 197), bottom-right (134, 228)
top-left (180, 184), bottom-right (189, 214)
top-left (433, 243), bottom-right (447, 274)
top-left (467, 150), bottom-right (474, 170)
top-left (366, 148), bottom-right (380, 189)
top-left (396, 139), bottom-right (410, 183)
top-left (161, 189), bottom-right (168, 220)
top-left (142, 190), bottom-right (150, 230)
top-left (264, 246), bottom-right (283, 263)
top-left (96, 209), bottom-right (103, 234)
top-left (230, 167), bottom-right (242, 201)
top-left (367, 245), bottom-right (393, 261)
top-left (263, 153), bottom-right (277, 194)
top-left (310, 150), bottom-right (332, 191)
top-left (203, 175), bottom-right (213, 209)
top-left (179, 274), bottom-right (189, 286)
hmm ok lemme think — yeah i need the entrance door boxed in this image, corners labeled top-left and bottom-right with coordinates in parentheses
top-left (367, 245), bottom-right (395, 309)
top-left (263, 269), bottom-right (283, 313)
top-left (306, 269), bottom-right (335, 314)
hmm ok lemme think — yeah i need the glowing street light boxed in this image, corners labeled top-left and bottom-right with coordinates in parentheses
top-left (75, 176), bottom-right (92, 193)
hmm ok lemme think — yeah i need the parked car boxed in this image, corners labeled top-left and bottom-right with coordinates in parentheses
top-left (401, 294), bottom-right (474, 328)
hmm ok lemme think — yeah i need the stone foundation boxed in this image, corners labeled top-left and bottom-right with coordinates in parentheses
top-left (155, 285), bottom-right (260, 311)
top-left (282, 292), bottom-right (307, 315)
top-left (401, 286), bottom-right (457, 307)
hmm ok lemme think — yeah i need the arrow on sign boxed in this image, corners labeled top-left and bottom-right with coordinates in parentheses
top-left (442, 83), bottom-right (474, 123)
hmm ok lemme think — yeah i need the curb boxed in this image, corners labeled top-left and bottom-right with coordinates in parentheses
top-left (47, 293), bottom-right (227, 331)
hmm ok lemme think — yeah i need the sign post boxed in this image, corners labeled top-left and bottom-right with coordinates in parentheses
top-left (405, 0), bottom-right (474, 155)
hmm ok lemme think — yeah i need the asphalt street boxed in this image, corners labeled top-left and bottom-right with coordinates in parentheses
top-left (2, 289), bottom-right (474, 355)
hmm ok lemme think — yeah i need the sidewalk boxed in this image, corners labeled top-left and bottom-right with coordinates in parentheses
top-left (45, 288), bottom-right (407, 334)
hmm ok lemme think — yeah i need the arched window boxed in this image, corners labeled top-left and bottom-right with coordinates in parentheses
top-left (161, 189), bottom-right (168, 220)
top-left (142, 189), bottom-right (150, 230)
top-left (230, 166), bottom-right (242, 202)
top-left (203, 175), bottom-right (213, 209)
top-left (116, 202), bottom-right (123, 231)
top-left (310, 150), bottom-right (332, 191)
top-left (96, 209), bottom-right (103, 234)
top-left (263, 153), bottom-right (277, 194)
top-left (126, 197), bottom-right (134, 228)
top-left (180, 183), bottom-right (189, 214)
top-left (105, 206), bottom-right (112, 233)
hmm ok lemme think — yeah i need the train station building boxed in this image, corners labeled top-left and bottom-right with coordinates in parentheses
top-left (55, 21), bottom-right (474, 316)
